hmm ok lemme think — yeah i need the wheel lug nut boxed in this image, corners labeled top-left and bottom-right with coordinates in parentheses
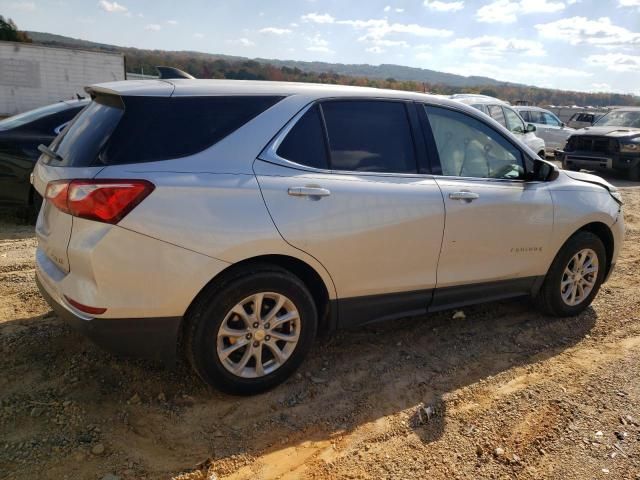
top-left (246, 333), bottom-right (252, 339)
top-left (264, 323), bottom-right (270, 329)
top-left (253, 341), bottom-right (259, 347)
top-left (265, 335), bottom-right (271, 341)
top-left (252, 322), bottom-right (259, 328)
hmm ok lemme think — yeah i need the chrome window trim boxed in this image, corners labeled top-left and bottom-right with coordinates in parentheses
top-left (257, 100), bottom-right (426, 179)
top-left (53, 121), bottom-right (70, 135)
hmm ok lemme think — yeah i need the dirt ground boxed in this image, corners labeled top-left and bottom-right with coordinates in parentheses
top-left (1, 176), bottom-right (639, 480)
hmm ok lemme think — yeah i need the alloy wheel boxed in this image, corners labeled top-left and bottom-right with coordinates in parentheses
top-left (560, 248), bottom-right (599, 307)
top-left (216, 292), bottom-right (300, 378)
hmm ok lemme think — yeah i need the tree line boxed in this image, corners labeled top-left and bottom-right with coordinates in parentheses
top-left (9, 19), bottom-right (639, 108)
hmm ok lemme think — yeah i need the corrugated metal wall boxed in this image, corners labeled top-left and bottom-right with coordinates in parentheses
top-left (0, 41), bottom-right (125, 116)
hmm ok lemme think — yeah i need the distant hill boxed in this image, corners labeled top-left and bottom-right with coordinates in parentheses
top-left (26, 31), bottom-right (517, 88)
top-left (25, 31), bottom-right (640, 107)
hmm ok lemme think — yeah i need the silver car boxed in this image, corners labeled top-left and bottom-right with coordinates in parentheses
top-left (33, 80), bottom-right (625, 395)
top-left (453, 97), bottom-right (547, 158)
top-left (515, 106), bottom-right (575, 155)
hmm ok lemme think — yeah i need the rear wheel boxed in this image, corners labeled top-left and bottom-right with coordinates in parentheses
top-left (185, 265), bottom-right (317, 395)
top-left (534, 231), bottom-right (606, 317)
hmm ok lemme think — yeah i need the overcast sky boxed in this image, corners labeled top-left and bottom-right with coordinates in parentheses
top-left (2, 0), bottom-right (639, 94)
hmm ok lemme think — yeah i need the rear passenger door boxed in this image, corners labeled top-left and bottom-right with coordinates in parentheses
top-left (420, 104), bottom-right (554, 309)
top-left (255, 99), bottom-right (445, 326)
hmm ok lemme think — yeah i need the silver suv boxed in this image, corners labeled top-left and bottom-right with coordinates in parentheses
top-left (33, 80), bottom-right (624, 394)
top-left (454, 97), bottom-right (546, 158)
top-left (514, 106), bottom-right (575, 155)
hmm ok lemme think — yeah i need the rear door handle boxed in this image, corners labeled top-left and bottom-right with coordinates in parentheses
top-left (449, 191), bottom-right (480, 201)
top-left (287, 186), bottom-right (331, 198)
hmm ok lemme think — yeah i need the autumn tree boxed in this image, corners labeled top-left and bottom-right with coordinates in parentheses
top-left (0, 16), bottom-right (31, 42)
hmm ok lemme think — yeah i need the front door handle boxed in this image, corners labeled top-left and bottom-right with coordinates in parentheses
top-left (288, 186), bottom-right (331, 198)
top-left (449, 191), bottom-right (480, 202)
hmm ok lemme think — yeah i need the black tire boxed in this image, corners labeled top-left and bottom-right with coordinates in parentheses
top-left (538, 151), bottom-right (546, 159)
top-left (628, 166), bottom-right (640, 182)
top-left (534, 231), bottom-right (606, 317)
top-left (185, 265), bottom-right (317, 395)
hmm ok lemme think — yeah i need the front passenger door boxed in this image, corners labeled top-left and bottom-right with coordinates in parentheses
top-left (421, 105), bottom-right (554, 308)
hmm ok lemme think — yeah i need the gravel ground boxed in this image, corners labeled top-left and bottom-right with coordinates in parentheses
top-left (0, 178), bottom-right (639, 480)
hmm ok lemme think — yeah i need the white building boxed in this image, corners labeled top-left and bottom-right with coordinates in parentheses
top-left (0, 41), bottom-right (125, 116)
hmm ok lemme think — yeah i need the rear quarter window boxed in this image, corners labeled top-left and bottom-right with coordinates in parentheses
top-left (51, 95), bottom-right (283, 166)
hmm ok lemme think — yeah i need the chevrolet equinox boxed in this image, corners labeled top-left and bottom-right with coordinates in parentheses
top-left (33, 80), bottom-right (625, 394)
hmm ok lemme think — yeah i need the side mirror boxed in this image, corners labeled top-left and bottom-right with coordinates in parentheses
top-left (526, 123), bottom-right (536, 133)
top-left (529, 158), bottom-right (556, 181)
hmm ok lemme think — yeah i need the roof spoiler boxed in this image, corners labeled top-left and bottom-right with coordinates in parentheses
top-left (156, 66), bottom-right (196, 80)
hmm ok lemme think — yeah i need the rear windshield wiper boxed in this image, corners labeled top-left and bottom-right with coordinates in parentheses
top-left (38, 144), bottom-right (64, 162)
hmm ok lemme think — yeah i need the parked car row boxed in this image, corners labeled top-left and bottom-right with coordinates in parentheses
top-left (555, 107), bottom-right (640, 181)
top-left (29, 80), bottom-right (624, 394)
top-left (0, 99), bottom-right (88, 215)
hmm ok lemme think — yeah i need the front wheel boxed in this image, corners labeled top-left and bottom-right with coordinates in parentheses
top-left (534, 231), bottom-right (606, 317)
top-left (185, 265), bottom-right (317, 395)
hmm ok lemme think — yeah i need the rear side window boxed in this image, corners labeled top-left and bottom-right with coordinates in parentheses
top-left (51, 95), bottom-right (282, 166)
top-left (321, 101), bottom-right (416, 173)
top-left (276, 104), bottom-right (328, 169)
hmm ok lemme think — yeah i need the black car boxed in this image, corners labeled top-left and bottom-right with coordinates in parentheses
top-left (556, 107), bottom-right (640, 181)
top-left (0, 99), bottom-right (88, 215)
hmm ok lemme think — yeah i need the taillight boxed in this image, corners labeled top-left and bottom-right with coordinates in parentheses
top-left (45, 179), bottom-right (154, 224)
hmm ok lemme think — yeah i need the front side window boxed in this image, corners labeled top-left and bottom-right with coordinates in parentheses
top-left (321, 100), bottom-right (417, 173)
top-left (487, 105), bottom-right (506, 127)
top-left (519, 110), bottom-right (531, 122)
top-left (425, 106), bottom-right (525, 180)
top-left (541, 112), bottom-right (561, 126)
top-left (504, 107), bottom-right (525, 133)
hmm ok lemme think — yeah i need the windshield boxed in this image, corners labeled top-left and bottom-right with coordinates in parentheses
top-left (594, 110), bottom-right (640, 128)
top-left (0, 102), bottom-right (75, 131)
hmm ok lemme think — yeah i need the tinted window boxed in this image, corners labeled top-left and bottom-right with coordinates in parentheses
top-left (425, 106), bottom-right (524, 180)
top-left (51, 95), bottom-right (282, 166)
top-left (0, 101), bottom-right (80, 131)
top-left (277, 104), bottom-right (328, 169)
top-left (504, 108), bottom-right (525, 133)
top-left (487, 105), bottom-right (506, 127)
top-left (50, 95), bottom-right (123, 167)
top-left (321, 101), bottom-right (416, 173)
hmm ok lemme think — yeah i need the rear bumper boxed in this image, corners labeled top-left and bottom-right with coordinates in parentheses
top-left (555, 150), bottom-right (640, 171)
top-left (36, 273), bottom-right (181, 366)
